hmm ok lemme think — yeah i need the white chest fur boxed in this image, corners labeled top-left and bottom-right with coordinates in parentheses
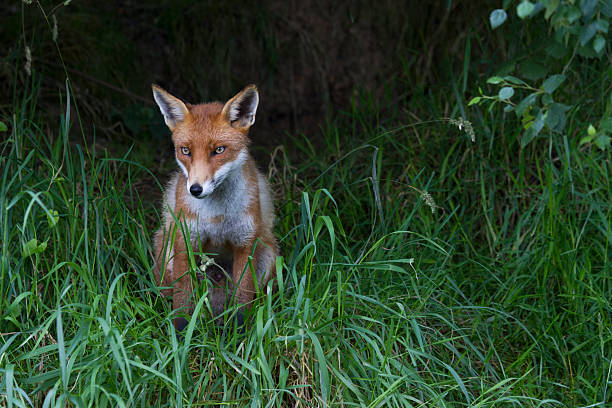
top-left (163, 166), bottom-right (255, 248)
top-left (184, 171), bottom-right (255, 246)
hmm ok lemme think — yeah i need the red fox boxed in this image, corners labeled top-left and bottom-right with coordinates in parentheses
top-left (151, 84), bottom-right (278, 331)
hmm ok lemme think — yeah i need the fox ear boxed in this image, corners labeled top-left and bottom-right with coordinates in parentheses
top-left (151, 84), bottom-right (190, 130)
top-left (221, 85), bottom-right (259, 129)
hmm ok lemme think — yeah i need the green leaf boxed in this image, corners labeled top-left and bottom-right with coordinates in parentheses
top-left (521, 111), bottom-right (535, 128)
top-left (530, 2), bottom-right (545, 16)
top-left (22, 238), bottom-right (47, 258)
top-left (498, 87), bottom-right (515, 100)
top-left (541, 74), bottom-right (565, 94)
top-left (545, 0), bottom-right (559, 19)
top-left (603, 0), bottom-right (612, 18)
top-left (47, 209), bottom-right (59, 228)
top-left (517, 1), bottom-right (534, 19)
top-left (567, 6), bottom-right (581, 24)
top-left (516, 93), bottom-right (538, 117)
top-left (0, 121), bottom-right (7, 132)
top-left (580, 0), bottom-right (598, 19)
top-left (594, 133), bottom-right (611, 150)
top-left (522, 110), bottom-right (544, 146)
top-left (588, 124), bottom-right (597, 136)
top-left (580, 135), bottom-right (595, 145)
top-left (532, 111), bottom-right (545, 134)
top-left (487, 76), bottom-right (504, 84)
top-left (503, 75), bottom-right (527, 85)
top-left (579, 22), bottom-right (598, 46)
top-left (545, 106), bottom-right (561, 131)
top-left (593, 35), bottom-right (606, 54)
top-left (490, 9), bottom-right (507, 29)
top-left (596, 19), bottom-right (609, 34)
top-left (468, 96), bottom-right (481, 106)
top-left (522, 126), bottom-right (539, 146)
top-left (546, 102), bottom-right (571, 132)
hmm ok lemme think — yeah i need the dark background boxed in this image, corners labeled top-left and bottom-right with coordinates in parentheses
top-left (1, 1), bottom-right (497, 157)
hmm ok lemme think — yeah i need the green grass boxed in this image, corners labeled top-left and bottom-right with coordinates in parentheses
top-left (1, 69), bottom-right (610, 407)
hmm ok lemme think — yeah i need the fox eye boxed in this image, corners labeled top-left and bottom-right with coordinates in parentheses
top-left (214, 146), bottom-right (226, 155)
top-left (180, 147), bottom-right (191, 156)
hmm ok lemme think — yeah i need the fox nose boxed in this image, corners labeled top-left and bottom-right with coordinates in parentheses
top-left (189, 184), bottom-right (203, 197)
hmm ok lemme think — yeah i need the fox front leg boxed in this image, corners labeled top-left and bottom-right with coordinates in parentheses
top-left (231, 244), bottom-right (256, 305)
top-left (230, 243), bottom-right (257, 326)
top-left (171, 237), bottom-right (193, 332)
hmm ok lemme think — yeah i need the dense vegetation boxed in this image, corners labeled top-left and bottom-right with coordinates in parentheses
top-left (1, 1), bottom-right (610, 406)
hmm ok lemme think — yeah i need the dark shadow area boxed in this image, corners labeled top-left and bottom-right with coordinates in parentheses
top-left (1, 0), bottom-right (494, 153)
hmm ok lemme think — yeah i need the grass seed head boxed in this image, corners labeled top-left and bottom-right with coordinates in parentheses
top-left (421, 190), bottom-right (437, 213)
top-left (448, 117), bottom-right (475, 142)
top-left (24, 46), bottom-right (31, 76)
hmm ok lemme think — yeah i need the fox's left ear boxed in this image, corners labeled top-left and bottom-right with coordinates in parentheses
top-left (221, 85), bottom-right (259, 130)
top-left (151, 84), bottom-right (191, 130)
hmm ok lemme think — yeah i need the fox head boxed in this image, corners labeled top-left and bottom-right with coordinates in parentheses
top-left (152, 84), bottom-right (259, 198)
